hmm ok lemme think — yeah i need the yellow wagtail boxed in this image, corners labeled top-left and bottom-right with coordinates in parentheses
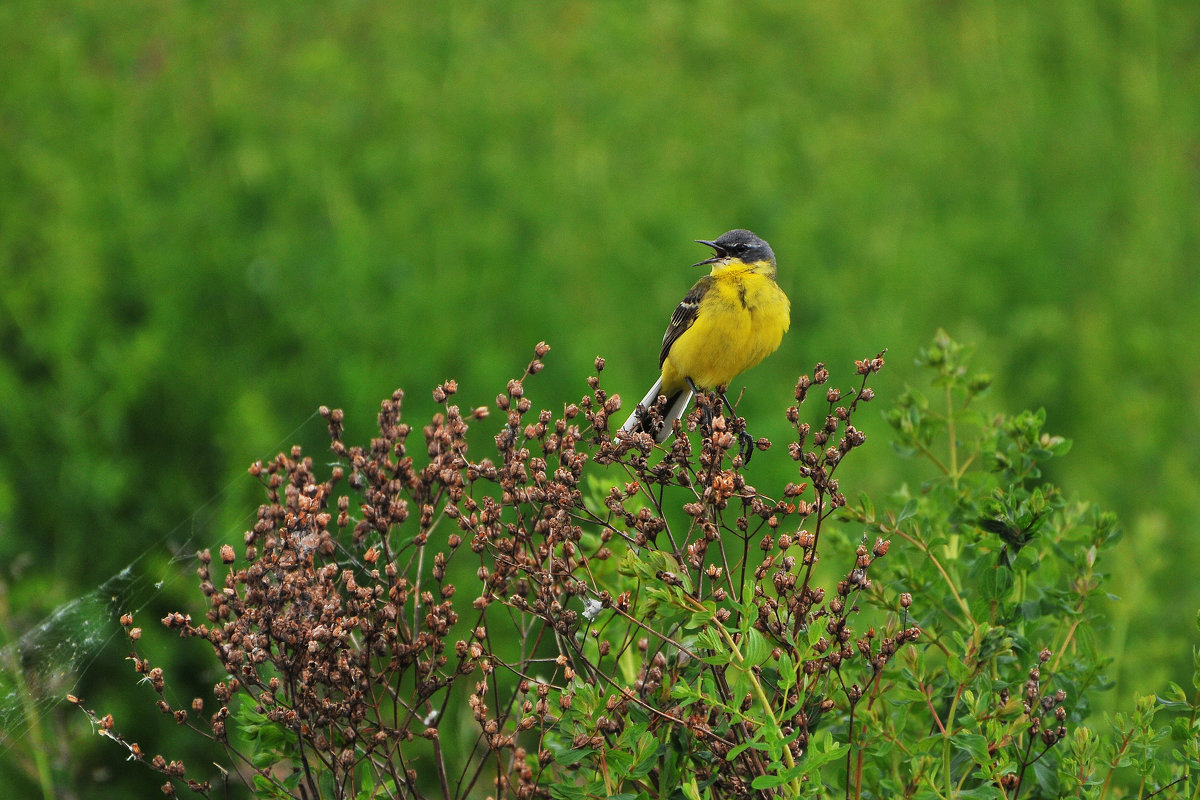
top-left (619, 229), bottom-right (790, 459)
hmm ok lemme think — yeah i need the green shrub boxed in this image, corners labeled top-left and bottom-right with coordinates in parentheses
top-left (80, 334), bottom-right (1199, 798)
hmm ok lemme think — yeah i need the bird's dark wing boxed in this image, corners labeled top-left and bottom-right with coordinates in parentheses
top-left (658, 276), bottom-right (711, 367)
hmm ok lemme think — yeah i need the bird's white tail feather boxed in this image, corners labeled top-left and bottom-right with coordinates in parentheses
top-left (619, 377), bottom-right (664, 432)
top-left (653, 388), bottom-right (695, 443)
top-left (619, 377), bottom-right (695, 443)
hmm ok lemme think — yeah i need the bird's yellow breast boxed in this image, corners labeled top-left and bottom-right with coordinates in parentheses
top-left (661, 264), bottom-right (790, 394)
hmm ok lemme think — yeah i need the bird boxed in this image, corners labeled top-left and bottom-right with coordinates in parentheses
top-left (618, 229), bottom-right (790, 459)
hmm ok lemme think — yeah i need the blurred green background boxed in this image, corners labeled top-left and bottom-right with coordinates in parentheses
top-left (2, 1), bottom-right (1197, 796)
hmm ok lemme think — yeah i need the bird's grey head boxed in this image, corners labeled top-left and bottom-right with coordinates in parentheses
top-left (693, 229), bottom-right (775, 268)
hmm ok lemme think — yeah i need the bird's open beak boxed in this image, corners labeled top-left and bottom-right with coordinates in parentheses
top-left (692, 240), bottom-right (724, 267)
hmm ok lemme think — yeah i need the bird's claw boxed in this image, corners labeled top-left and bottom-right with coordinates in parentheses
top-left (737, 430), bottom-right (755, 465)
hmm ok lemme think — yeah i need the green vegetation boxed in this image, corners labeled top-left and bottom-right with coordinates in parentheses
top-left (72, 337), bottom-right (1200, 798)
top-left (1, 2), bottom-right (1197, 797)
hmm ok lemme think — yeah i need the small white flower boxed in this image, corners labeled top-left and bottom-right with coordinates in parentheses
top-left (582, 597), bottom-right (605, 621)
top-left (422, 709), bottom-right (439, 726)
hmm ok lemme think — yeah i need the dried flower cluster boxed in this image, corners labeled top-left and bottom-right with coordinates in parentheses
top-left (76, 331), bottom-right (1200, 799)
top-left (992, 649), bottom-right (1070, 791)
top-left (82, 344), bottom-right (924, 799)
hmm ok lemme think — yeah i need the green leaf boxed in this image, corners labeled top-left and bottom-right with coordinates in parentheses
top-left (555, 748), bottom-right (592, 766)
top-left (805, 622), bottom-right (827, 649)
top-left (356, 781), bottom-right (398, 800)
top-left (979, 562), bottom-right (1013, 602)
top-left (726, 738), bottom-right (758, 761)
top-left (953, 733), bottom-right (990, 764)
top-left (888, 686), bottom-right (931, 705)
top-left (671, 678), bottom-right (700, 703)
top-left (805, 733), bottom-right (848, 768)
top-left (776, 653), bottom-right (796, 693)
top-left (696, 625), bottom-right (724, 652)
top-left (1032, 752), bottom-right (1060, 795)
top-left (699, 652), bottom-right (732, 665)
top-left (741, 628), bottom-right (771, 667)
top-left (1047, 436), bottom-right (1072, 456)
top-left (896, 499), bottom-right (919, 523)
top-left (1162, 681), bottom-right (1188, 703)
top-left (751, 755), bottom-right (825, 790)
top-left (685, 605), bottom-right (715, 630)
top-left (750, 772), bottom-right (791, 790)
top-left (549, 782), bottom-right (590, 800)
top-left (629, 731), bottom-right (659, 779)
top-left (954, 788), bottom-right (1006, 799)
top-left (857, 491), bottom-right (875, 519)
top-left (946, 653), bottom-right (971, 683)
top-left (606, 748), bottom-right (633, 776)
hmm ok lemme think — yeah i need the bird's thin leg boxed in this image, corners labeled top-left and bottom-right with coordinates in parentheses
top-left (688, 379), bottom-right (754, 464)
top-left (715, 387), bottom-right (739, 420)
top-left (715, 386), bottom-right (755, 465)
top-left (685, 378), bottom-right (715, 430)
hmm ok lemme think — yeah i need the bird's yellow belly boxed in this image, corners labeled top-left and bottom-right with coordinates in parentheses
top-left (661, 274), bottom-right (790, 393)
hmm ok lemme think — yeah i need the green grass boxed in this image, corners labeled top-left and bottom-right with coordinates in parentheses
top-left (1, 1), bottom-right (1197, 796)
